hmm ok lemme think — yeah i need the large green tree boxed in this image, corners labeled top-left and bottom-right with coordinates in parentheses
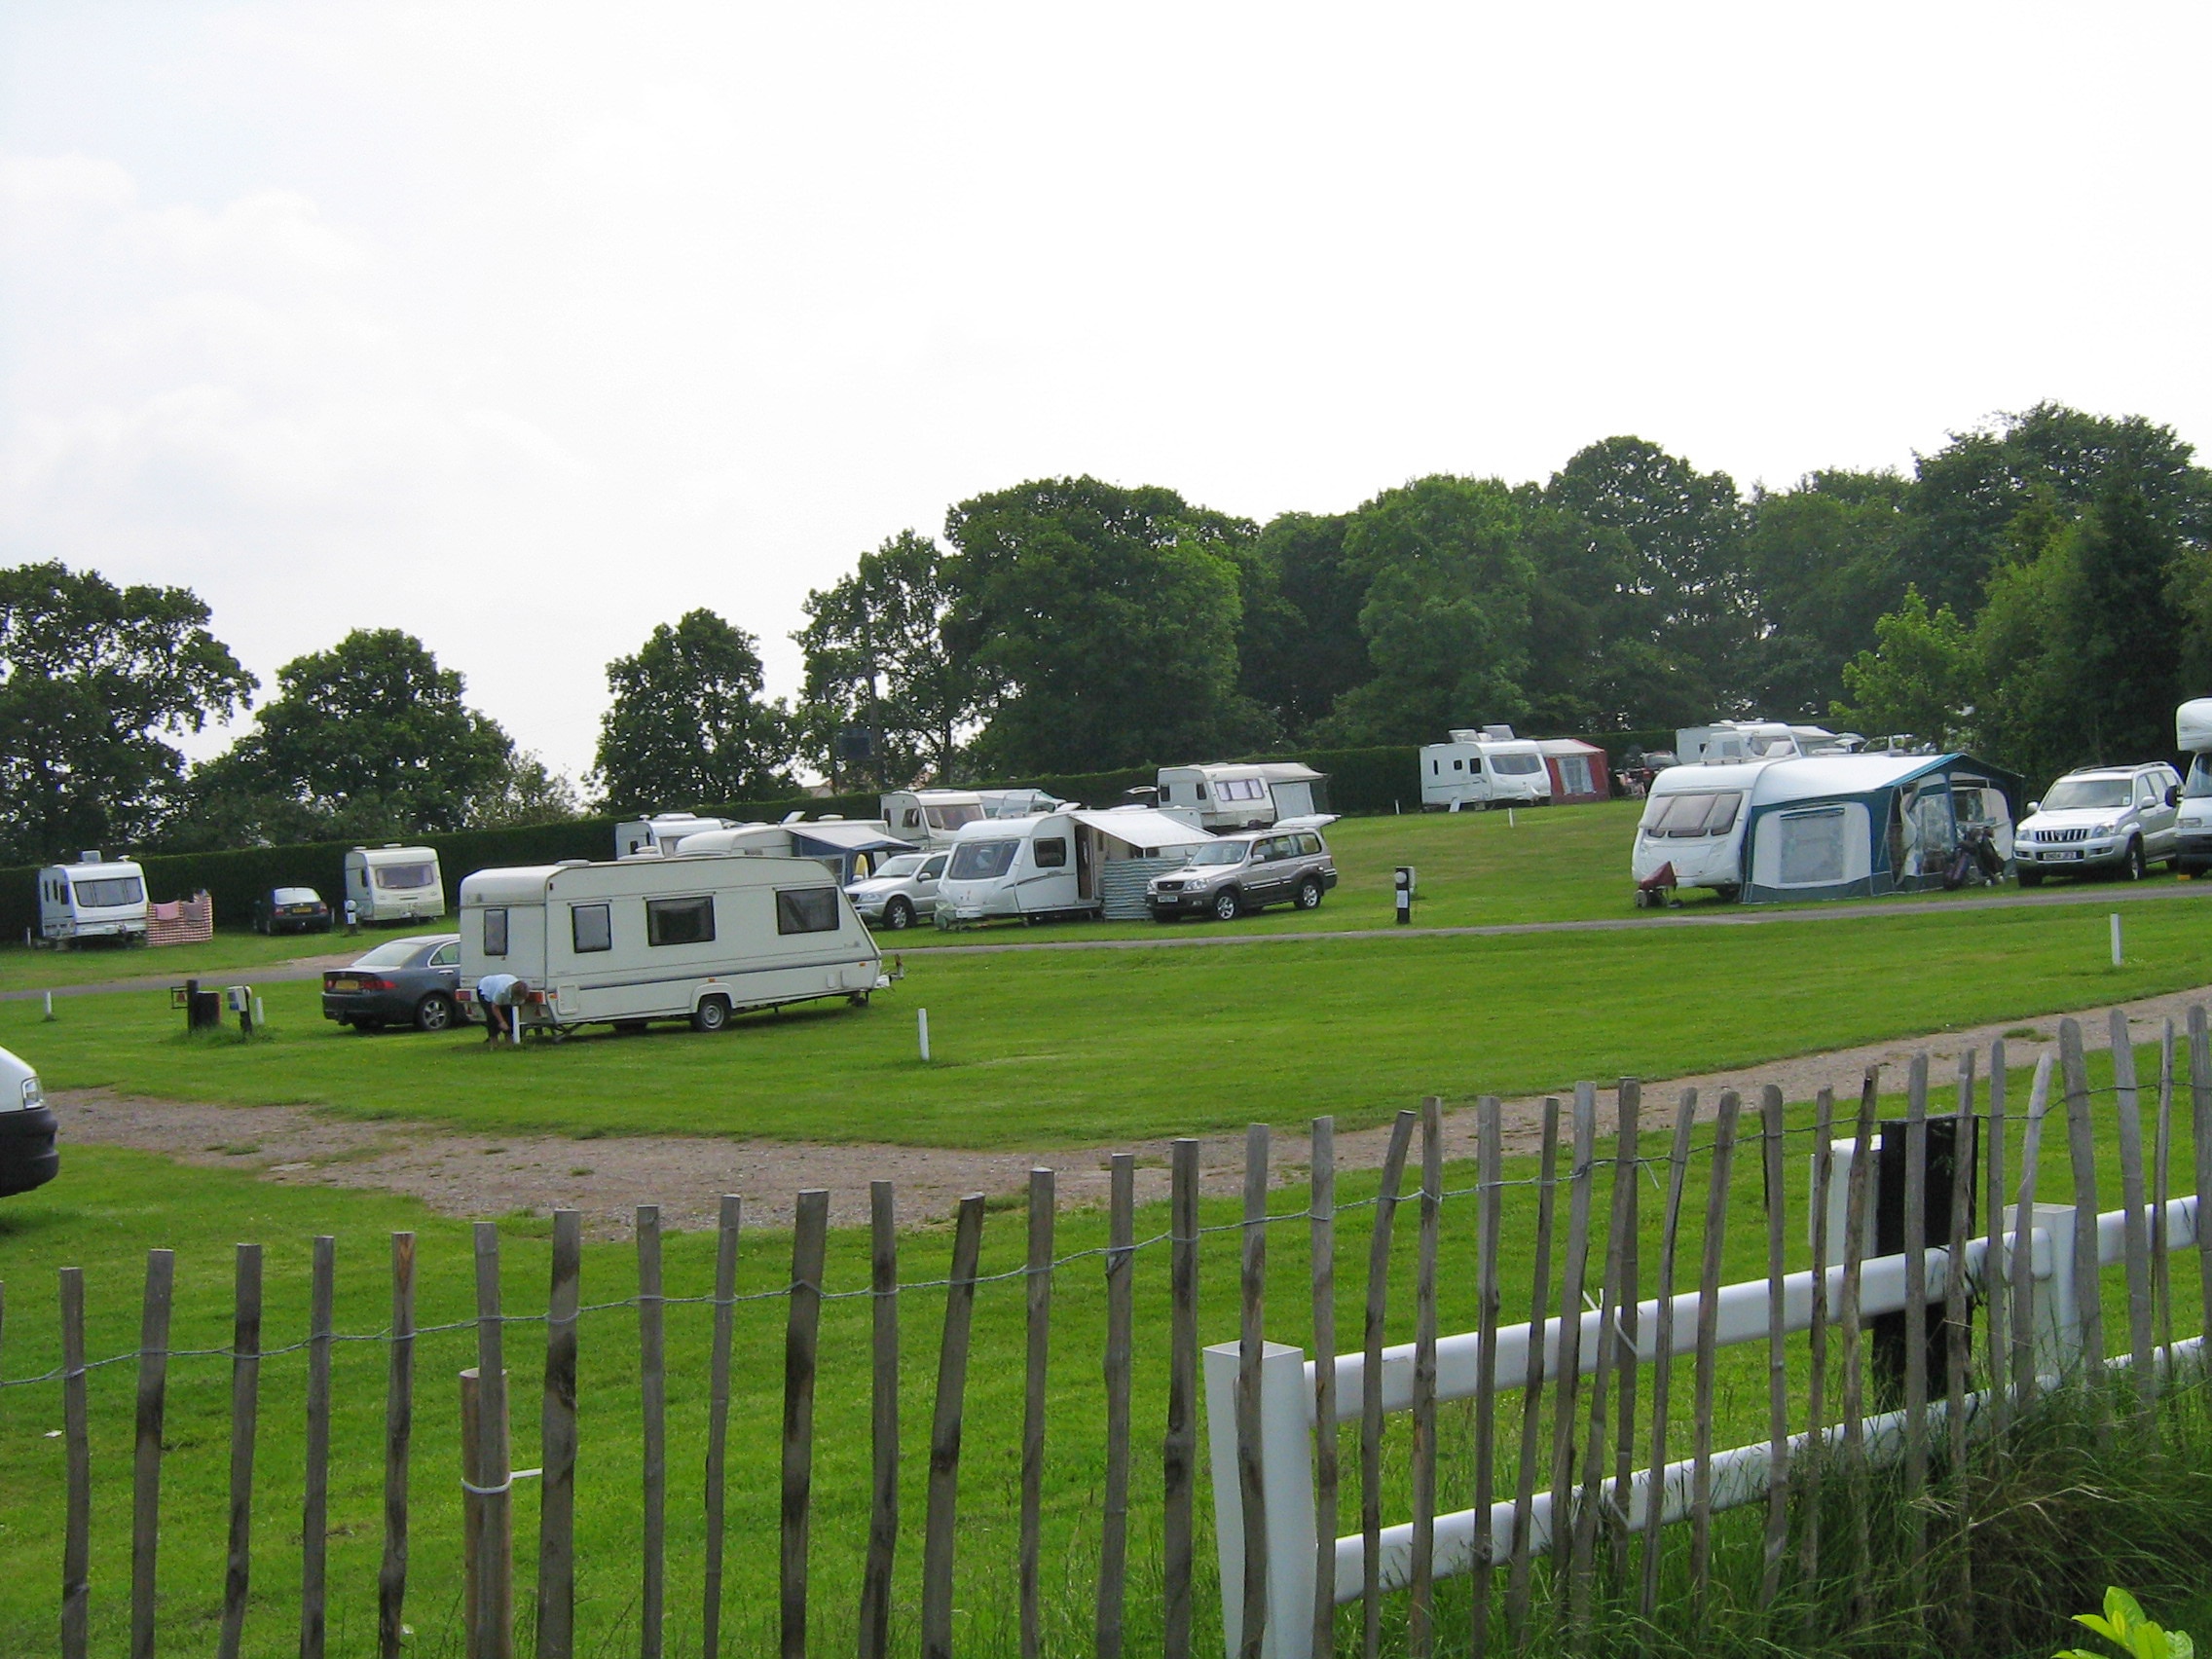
top-left (1235, 512), bottom-right (1367, 743)
top-left (941, 477), bottom-right (1264, 772)
top-left (593, 609), bottom-right (792, 813)
top-left (180, 629), bottom-right (514, 845)
top-left (0, 563), bottom-right (256, 863)
top-left (1742, 470), bottom-right (1911, 719)
top-left (794, 532), bottom-right (986, 786)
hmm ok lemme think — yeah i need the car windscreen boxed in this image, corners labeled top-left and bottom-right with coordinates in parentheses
top-left (352, 938), bottom-right (439, 968)
top-left (71, 876), bottom-right (144, 908)
top-left (273, 887), bottom-right (321, 904)
top-left (947, 840), bottom-right (1018, 880)
top-left (1489, 754), bottom-right (1543, 775)
top-left (2041, 778), bottom-right (2132, 811)
top-left (870, 856), bottom-right (925, 880)
top-left (1189, 841), bottom-right (1247, 866)
top-left (2188, 757), bottom-right (2212, 799)
top-left (372, 862), bottom-right (436, 890)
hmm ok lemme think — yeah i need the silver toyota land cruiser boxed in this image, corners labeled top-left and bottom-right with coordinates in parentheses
top-left (1146, 827), bottom-right (1339, 921)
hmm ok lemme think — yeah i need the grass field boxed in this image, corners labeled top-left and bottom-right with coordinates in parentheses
top-left (0, 928), bottom-right (346, 994)
top-left (11, 887), bottom-right (2212, 1147)
top-left (2, 1038), bottom-right (2204, 1659)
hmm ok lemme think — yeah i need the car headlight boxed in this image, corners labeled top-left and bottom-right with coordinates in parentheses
top-left (2093, 822), bottom-right (2116, 836)
top-left (21, 1075), bottom-right (42, 1108)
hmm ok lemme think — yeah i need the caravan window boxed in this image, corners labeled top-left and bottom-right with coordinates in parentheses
top-left (1033, 837), bottom-right (1068, 868)
top-left (1490, 754), bottom-right (1543, 776)
top-left (776, 888), bottom-right (839, 935)
top-left (374, 862), bottom-right (435, 891)
top-left (1644, 792), bottom-right (1743, 837)
top-left (924, 804), bottom-right (982, 832)
top-left (646, 896), bottom-right (716, 946)
top-left (482, 908), bottom-right (508, 957)
top-left (571, 903), bottom-right (612, 953)
top-left (1777, 808), bottom-right (1848, 886)
top-left (948, 840), bottom-right (1018, 881)
top-left (71, 876), bottom-right (143, 908)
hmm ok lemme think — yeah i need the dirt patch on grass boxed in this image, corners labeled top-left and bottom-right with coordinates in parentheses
top-left (52, 983), bottom-right (2212, 1235)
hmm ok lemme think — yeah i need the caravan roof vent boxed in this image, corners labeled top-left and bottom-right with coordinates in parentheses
top-left (384, 842), bottom-right (403, 849)
top-left (557, 859), bottom-right (591, 867)
top-left (1481, 724), bottom-right (1516, 742)
top-left (79, 850), bottom-right (102, 864)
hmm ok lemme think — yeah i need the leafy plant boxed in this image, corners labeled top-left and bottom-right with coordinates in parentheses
top-left (2058, 1587), bottom-right (2195, 1659)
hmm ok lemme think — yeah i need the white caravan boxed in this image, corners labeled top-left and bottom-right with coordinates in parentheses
top-left (1154, 762), bottom-right (1328, 831)
top-left (345, 846), bottom-right (446, 924)
top-left (664, 819), bottom-right (911, 884)
top-left (879, 789), bottom-right (1067, 851)
top-left (615, 814), bottom-right (737, 859)
top-left (36, 854), bottom-right (148, 946)
top-left (1674, 721), bottom-right (1857, 764)
top-left (2175, 699), bottom-right (2212, 875)
top-left (1419, 727), bottom-right (1552, 809)
top-left (455, 853), bottom-right (884, 1034)
top-left (932, 806), bottom-right (1211, 925)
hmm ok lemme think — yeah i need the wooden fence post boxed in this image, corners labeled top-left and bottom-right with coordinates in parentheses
top-left (1839, 1069), bottom-right (1878, 1630)
top-left (131, 1247), bottom-right (175, 1659)
top-left (2193, 1008), bottom-right (2212, 1360)
top-left (2110, 1010), bottom-right (2157, 1419)
top-left (1305, 1122), bottom-right (1336, 1659)
top-left (636, 1205), bottom-right (668, 1659)
top-left (59, 1266), bottom-right (91, 1659)
top-left (1099, 1153), bottom-right (1139, 1659)
top-left (1945, 1054), bottom-right (1976, 1651)
top-left (2154, 1023), bottom-right (2176, 1356)
top-left (1983, 1049), bottom-right (2011, 1441)
top-left (1361, 1111), bottom-right (1416, 1659)
top-left (1797, 1088), bottom-right (1834, 1626)
top-left (1571, 1080), bottom-right (1639, 1631)
top-left (782, 1192), bottom-right (830, 1659)
top-left (1505, 1097), bottom-right (1562, 1641)
top-left (1166, 1143), bottom-right (1200, 1659)
top-left (1470, 1097), bottom-right (1506, 1654)
top-left (380, 1235), bottom-right (416, 1659)
top-left (1687, 1091), bottom-right (1740, 1620)
top-left (1640, 1089), bottom-right (1698, 1621)
top-left (469, 1223), bottom-right (514, 1659)
top-left (1237, 1123), bottom-right (1273, 1659)
top-left (1900, 1056), bottom-right (1930, 1602)
top-left (1020, 1170), bottom-right (1054, 1659)
top-left (2009, 1054), bottom-right (2058, 1406)
top-left (216, 1243), bottom-right (263, 1659)
top-left (539, 1212), bottom-right (581, 1659)
top-left (301, 1237), bottom-right (335, 1659)
top-left (1607, 1080), bottom-right (1644, 1589)
top-left (921, 1194), bottom-right (987, 1659)
top-left (859, 1185), bottom-right (898, 1659)
top-left (1756, 1086), bottom-right (1789, 1612)
top-left (2058, 1020), bottom-right (2108, 1397)
top-left (1547, 1085), bottom-right (1598, 1592)
top-left (1408, 1102), bottom-right (1442, 1659)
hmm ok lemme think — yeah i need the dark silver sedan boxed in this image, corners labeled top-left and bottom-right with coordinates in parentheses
top-left (321, 934), bottom-right (461, 1033)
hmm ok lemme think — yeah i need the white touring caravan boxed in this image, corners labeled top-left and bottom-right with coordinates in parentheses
top-left (1154, 763), bottom-right (1328, 832)
top-left (615, 814), bottom-right (738, 859)
top-left (932, 806), bottom-right (1211, 926)
top-left (36, 853), bottom-right (149, 946)
top-left (1674, 721), bottom-right (1858, 764)
top-left (455, 853), bottom-right (885, 1035)
top-left (1418, 727), bottom-right (1553, 809)
top-left (345, 846), bottom-right (446, 925)
top-left (879, 789), bottom-right (1066, 851)
top-left (656, 819), bottom-right (912, 884)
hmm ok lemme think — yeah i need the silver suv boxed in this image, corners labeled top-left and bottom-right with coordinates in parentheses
top-left (2015, 762), bottom-right (2182, 885)
top-left (843, 850), bottom-right (948, 930)
top-left (1147, 827), bottom-right (1338, 921)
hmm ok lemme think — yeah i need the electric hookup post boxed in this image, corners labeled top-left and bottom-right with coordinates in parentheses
top-left (226, 984), bottom-right (256, 1037)
top-left (1394, 866), bottom-right (1415, 924)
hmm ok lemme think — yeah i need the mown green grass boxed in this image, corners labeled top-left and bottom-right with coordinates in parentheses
top-left (2, 1038), bottom-right (2204, 1658)
top-left (13, 893), bottom-right (2212, 1147)
top-left (0, 929), bottom-right (350, 995)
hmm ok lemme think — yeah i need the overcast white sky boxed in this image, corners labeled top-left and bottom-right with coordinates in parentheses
top-left (5, 4), bottom-right (2208, 783)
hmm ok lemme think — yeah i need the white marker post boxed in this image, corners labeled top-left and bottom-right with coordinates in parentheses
top-left (253, 996), bottom-right (266, 1030)
top-left (918, 1008), bottom-right (932, 1062)
top-left (2112, 912), bottom-right (2124, 968)
top-left (1508, 807), bottom-right (1517, 829)
top-left (42, 991), bottom-right (54, 1022)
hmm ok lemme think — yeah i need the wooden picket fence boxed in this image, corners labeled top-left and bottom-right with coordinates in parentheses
top-left (3, 1004), bottom-right (2211, 1659)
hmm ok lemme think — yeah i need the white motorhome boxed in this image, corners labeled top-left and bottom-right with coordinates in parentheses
top-left (345, 846), bottom-right (446, 925)
top-left (455, 853), bottom-right (885, 1034)
top-left (615, 814), bottom-right (737, 859)
top-left (879, 789), bottom-right (1067, 851)
top-left (665, 819), bottom-right (911, 884)
top-left (2175, 699), bottom-right (2212, 875)
top-left (1154, 762), bottom-right (1328, 832)
top-left (1675, 721), bottom-right (1858, 764)
top-left (36, 854), bottom-right (148, 946)
top-left (1419, 727), bottom-right (1552, 809)
top-left (932, 806), bottom-right (1211, 926)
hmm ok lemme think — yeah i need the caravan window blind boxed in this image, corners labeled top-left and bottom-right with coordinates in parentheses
top-left (646, 896), bottom-right (716, 946)
top-left (776, 888), bottom-right (839, 936)
top-left (482, 908), bottom-right (508, 957)
top-left (571, 903), bottom-right (611, 953)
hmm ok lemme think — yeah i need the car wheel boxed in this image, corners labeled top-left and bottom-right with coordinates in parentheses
top-left (1212, 888), bottom-right (1240, 921)
top-left (2018, 866), bottom-right (2044, 888)
top-left (1297, 876), bottom-right (1323, 910)
top-left (2124, 838), bottom-right (2147, 881)
top-left (413, 993), bottom-right (456, 1033)
top-left (691, 995), bottom-right (732, 1033)
top-left (884, 897), bottom-right (914, 931)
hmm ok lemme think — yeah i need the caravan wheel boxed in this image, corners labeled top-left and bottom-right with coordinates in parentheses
top-left (690, 996), bottom-right (732, 1034)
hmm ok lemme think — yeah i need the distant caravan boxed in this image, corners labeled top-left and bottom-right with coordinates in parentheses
top-left (36, 853), bottom-right (148, 946)
top-left (346, 845), bottom-right (446, 924)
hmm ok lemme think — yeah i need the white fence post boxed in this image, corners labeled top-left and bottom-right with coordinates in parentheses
top-left (1204, 1340), bottom-right (1317, 1659)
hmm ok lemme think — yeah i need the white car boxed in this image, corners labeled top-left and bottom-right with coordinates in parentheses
top-left (843, 850), bottom-right (949, 931)
top-left (0, 1044), bottom-right (57, 1198)
top-left (2014, 763), bottom-right (2182, 885)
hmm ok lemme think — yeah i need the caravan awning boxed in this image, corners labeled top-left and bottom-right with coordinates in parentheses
top-left (1067, 807), bottom-right (1211, 857)
top-left (789, 822), bottom-right (911, 856)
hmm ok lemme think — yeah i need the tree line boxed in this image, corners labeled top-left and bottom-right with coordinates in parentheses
top-left (3, 401), bottom-right (2206, 864)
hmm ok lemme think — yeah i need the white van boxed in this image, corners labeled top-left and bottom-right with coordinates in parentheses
top-left (345, 846), bottom-right (446, 925)
top-left (1155, 763), bottom-right (1328, 831)
top-left (36, 854), bottom-right (149, 946)
top-left (455, 853), bottom-right (885, 1034)
top-left (1419, 730), bottom-right (1552, 809)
